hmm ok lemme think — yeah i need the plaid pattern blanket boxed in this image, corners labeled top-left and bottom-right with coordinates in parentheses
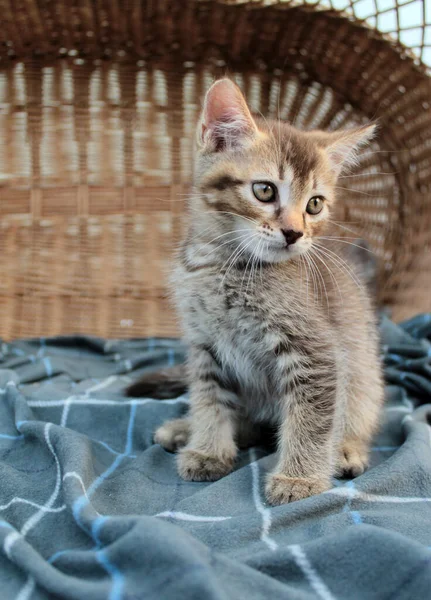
top-left (0, 315), bottom-right (430, 599)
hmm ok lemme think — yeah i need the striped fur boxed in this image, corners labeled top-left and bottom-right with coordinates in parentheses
top-left (153, 79), bottom-right (384, 505)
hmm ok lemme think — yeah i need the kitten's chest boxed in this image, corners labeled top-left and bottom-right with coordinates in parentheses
top-left (178, 265), bottom-right (322, 422)
top-left (214, 319), bottom-right (276, 419)
top-left (185, 271), bottom-right (279, 406)
top-left (189, 269), bottom-right (264, 334)
top-left (180, 261), bottom-right (291, 345)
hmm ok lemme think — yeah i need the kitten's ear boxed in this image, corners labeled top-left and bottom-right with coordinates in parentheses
top-left (312, 124), bottom-right (377, 176)
top-left (198, 78), bottom-right (259, 152)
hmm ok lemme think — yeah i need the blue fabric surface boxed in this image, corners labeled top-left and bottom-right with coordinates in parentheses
top-left (0, 316), bottom-right (430, 599)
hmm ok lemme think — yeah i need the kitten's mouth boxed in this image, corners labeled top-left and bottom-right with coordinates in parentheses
top-left (259, 237), bottom-right (307, 262)
top-left (270, 241), bottom-right (291, 251)
top-left (268, 240), bottom-right (305, 256)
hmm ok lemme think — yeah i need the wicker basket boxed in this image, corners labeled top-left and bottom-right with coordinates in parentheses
top-left (1, 0), bottom-right (430, 340)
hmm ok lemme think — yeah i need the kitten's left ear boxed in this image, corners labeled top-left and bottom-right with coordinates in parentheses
top-left (198, 78), bottom-right (259, 152)
top-left (311, 124), bottom-right (377, 176)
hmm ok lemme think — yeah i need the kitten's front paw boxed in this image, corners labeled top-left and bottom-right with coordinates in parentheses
top-left (177, 449), bottom-right (234, 482)
top-left (265, 474), bottom-right (330, 505)
top-left (335, 441), bottom-right (369, 478)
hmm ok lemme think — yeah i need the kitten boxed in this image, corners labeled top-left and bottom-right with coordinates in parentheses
top-left (131, 78), bottom-right (384, 505)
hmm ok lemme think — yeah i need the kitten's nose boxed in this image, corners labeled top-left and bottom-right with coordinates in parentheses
top-left (281, 229), bottom-right (303, 246)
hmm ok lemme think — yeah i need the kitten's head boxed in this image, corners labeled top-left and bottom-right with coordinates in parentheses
top-left (192, 78), bottom-right (375, 263)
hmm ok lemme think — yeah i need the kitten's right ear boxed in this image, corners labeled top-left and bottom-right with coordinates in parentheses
top-left (198, 78), bottom-right (258, 152)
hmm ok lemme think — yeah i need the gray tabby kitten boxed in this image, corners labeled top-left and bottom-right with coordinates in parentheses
top-left (139, 78), bottom-right (384, 505)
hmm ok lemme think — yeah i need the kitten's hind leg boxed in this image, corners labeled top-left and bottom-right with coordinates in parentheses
top-left (154, 418), bottom-right (190, 452)
top-left (155, 413), bottom-right (254, 454)
top-left (335, 437), bottom-right (370, 478)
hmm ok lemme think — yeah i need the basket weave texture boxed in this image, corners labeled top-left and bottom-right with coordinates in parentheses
top-left (0, 0), bottom-right (430, 340)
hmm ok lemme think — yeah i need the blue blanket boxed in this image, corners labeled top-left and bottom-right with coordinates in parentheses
top-left (0, 315), bottom-right (430, 599)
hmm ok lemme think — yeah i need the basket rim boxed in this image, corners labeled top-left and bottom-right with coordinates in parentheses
top-left (0, 0), bottom-right (429, 78)
top-left (214, 0), bottom-right (430, 75)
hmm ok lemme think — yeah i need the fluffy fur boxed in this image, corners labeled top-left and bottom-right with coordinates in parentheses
top-left (130, 79), bottom-right (384, 505)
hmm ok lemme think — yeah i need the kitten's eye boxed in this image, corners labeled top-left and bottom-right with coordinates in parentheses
top-left (306, 196), bottom-right (324, 215)
top-left (252, 182), bottom-right (276, 202)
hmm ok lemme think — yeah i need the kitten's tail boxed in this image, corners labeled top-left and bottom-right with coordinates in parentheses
top-left (126, 364), bottom-right (188, 399)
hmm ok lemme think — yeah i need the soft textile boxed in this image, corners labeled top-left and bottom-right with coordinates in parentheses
top-left (0, 316), bottom-right (430, 599)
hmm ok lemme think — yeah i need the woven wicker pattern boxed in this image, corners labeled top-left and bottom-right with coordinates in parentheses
top-left (298, 0), bottom-right (431, 68)
top-left (0, 1), bottom-right (430, 339)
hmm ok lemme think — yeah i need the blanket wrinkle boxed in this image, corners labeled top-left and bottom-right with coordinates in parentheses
top-left (0, 316), bottom-right (430, 598)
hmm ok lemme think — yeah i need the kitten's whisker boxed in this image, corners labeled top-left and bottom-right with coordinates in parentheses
top-left (301, 256), bottom-right (310, 316)
top-left (317, 238), bottom-right (376, 255)
top-left (310, 255), bottom-right (321, 305)
top-left (222, 238), bottom-right (257, 292)
top-left (302, 256), bottom-right (309, 316)
top-left (249, 236), bottom-right (264, 294)
top-left (203, 232), bottom-right (254, 259)
top-left (310, 247), bottom-right (343, 305)
top-left (308, 256), bottom-right (323, 304)
top-left (308, 252), bottom-right (329, 313)
top-left (187, 223), bottom-right (219, 242)
top-left (198, 228), bottom-right (252, 243)
top-left (334, 186), bottom-right (374, 197)
top-left (216, 211), bottom-right (260, 226)
top-left (259, 241), bottom-right (267, 288)
top-left (302, 254), bottom-right (312, 305)
top-left (187, 212), bottom-right (256, 245)
top-left (312, 243), bottom-right (365, 294)
top-left (218, 243), bottom-right (249, 293)
top-left (338, 172), bottom-right (394, 179)
top-left (241, 240), bottom-right (258, 294)
top-left (219, 237), bottom-right (254, 277)
top-left (313, 255), bottom-right (326, 303)
top-left (329, 220), bottom-right (363, 225)
top-left (247, 236), bottom-right (263, 294)
top-left (219, 235), bottom-right (259, 292)
top-left (310, 256), bottom-right (321, 306)
top-left (298, 255), bottom-right (305, 311)
top-left (328, 220), bottom-right (362, 236)
top-left (199, 229), bottom-right (255, 252)
top-left (317, 236), bottom-right (368, 240)
top-left (187, 214), bottom-right (249, 241)
top-left (246, 244), bottom-right (258, 295)
top-left (303, 253), bottom-right (318, 306)
top-left (245, 241), bottom-right (257, 295)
